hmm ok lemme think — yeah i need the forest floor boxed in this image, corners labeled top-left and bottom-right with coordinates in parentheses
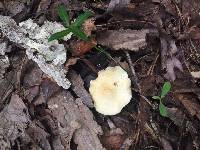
top-left (0, 0), bottom-right (200, 149)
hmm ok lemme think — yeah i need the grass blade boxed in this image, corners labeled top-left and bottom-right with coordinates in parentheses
top-left (58, 5), bottom-right (70, 27)
top-left (48, 29), bottom-right (71, 42)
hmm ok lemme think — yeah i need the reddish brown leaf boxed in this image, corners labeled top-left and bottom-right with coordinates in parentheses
top-left (102, 130), bottom-right (125, 150)
top-left (71, 38), bottom-right (97, 56)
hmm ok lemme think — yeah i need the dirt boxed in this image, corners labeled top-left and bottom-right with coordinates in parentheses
top-left (0, 0), bottom-right (200, 149)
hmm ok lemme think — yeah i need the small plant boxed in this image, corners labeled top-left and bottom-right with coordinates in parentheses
top-left (152, 82), bottom-right (171, 117)
top-left (48, 5), bottom-right (122, 66)
top-left (48, 5), bottom-right (92, 42)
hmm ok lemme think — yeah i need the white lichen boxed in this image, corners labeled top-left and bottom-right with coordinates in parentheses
top-left (0, 15), bottom-right (72, 89)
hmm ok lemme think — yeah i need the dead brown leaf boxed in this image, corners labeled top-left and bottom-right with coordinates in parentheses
top-left (97, 29), bottom-right (149, 51)
top-left (188, 26), bottom-right (200, 40)
top-left (68, 70), bottom-right (93, 107)
top-left (160, 137), bottom-right (173, 150)
top-left (0, 94), bottom-right (30, 143)
top-left (23, 64), bottom-right (43, 87)
top-left (152, 0), bottom-right (177, 16)
top-left (82, 18), bottom-right (96, 37)
top-left (101, 128), bottom-right (125, 150)
top-left (182, 0), bottom-right (200, 25)
top-left (64, 57), bottom-right (79, 69)
top-left (47, 91), bottom-right (104, 149)
top-left (71, 38), bottom-right (97, 56)
top-left (176, 94), bottom-right (200, 120)
top-left (26, 121), bottom-right (51, 150)
top-left (26, 85), bottom-right (40, 103)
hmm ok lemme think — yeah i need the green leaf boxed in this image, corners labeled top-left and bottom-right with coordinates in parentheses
top-left (161, 82), bottom-right (171, 99)
top-left (48, 29), bottom-right (71, 42)
top-left (58, 5), bottom-right (70, 27)
top-left (70, 27), bottom-right (88, 40)
top-left (152, 96), bottom-right (161, 101)
top-left (159, 102), bottom-right (168, 117)
top-left (72, 11), bottom-right (93, 27)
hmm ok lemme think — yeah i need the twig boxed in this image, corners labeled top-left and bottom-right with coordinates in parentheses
top-left (147, 50), bottom-right (159, 75)
top-left (125, 51), bottom-right (154, 107)
top-left (96, 19), bottom-right (156, 28)
top-left (124, 51), bottom-right (141, 93)
top-left (95, 46), bottom-right (126, 70)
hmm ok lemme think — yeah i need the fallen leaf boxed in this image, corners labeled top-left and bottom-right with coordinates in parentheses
top-left (101, 128), bottom-right (125, 150)
top-left (40, 78), bottom-right (61, 100)
top-left (107, 0), bottom-right (131, 12)
top-left (188, 27), bottom-right (200, 40)
top-left (82, 18), bottom-right (96, 37)
top-left (0, 94), bottom-right (30, 142)
top-left (64, 57), bottom-right (79, 69)
top-left (152, 0), bottom-right (176, 16)
top-left (71, 38), bottom-right (97, 56)
top-left (97, 29), bottom-right (150, 51)
top-left (160, 38), bottom-right (183, 81)
top-left (165, 57), bottom-right (183, 81)
top-left (181, 0), bottom-right (200, 25)
top-left (23, 64), bottom-right (43, 87)
top-left (26, 121), bottom-right (51, 150)
top-left (68, 70), bottom-right (94, 107)
top-left (160, 137), bottom-right (173, 150)
top-left (26, 85), bottom-right (40, 103)
top-left (47, 91), bottom-right (104, 149)
top-left (4, 0), bottom-right (26, 16)
top-left (176, 94), bottom-right (200, 120)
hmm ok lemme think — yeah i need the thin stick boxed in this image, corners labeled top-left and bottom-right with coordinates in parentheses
top-left (124, 51), bottom-right (141, 93)
top-left (94, 46), bottom-right (126, 70)
top-left (125, 51), bottom-right (154, 107)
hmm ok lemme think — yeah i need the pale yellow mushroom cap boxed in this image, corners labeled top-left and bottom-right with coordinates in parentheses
top-left (89, 66), bottom-right (132, 115)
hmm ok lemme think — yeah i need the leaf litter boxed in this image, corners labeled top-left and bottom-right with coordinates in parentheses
top-left (0, 0), bottom-right (200, 149)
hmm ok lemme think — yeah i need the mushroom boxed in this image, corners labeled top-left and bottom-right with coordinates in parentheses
top-left (89, 66), bottom-right (132, 115)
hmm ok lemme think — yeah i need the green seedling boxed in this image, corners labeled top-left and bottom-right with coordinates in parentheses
top-left (49, 5), bottom-right (120, 64)
top-left (48, 5), bottom-right (92, 42)
top-left (152, 82), bottom-right (171, 117)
